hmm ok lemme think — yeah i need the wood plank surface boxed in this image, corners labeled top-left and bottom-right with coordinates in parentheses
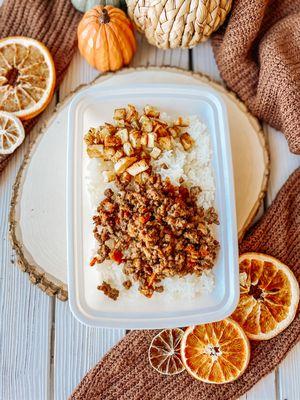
top-left (0, 114), bottom-right (54, 399)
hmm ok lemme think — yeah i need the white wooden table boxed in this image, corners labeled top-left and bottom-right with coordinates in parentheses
top-left (0, 32), bottom-right (299, 400)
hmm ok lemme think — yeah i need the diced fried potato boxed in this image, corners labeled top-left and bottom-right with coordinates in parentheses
top-left (154, 125), bottom-right (169, 136)
top-left (126, 159), bottom-right (149, 176)
top-left (102, 170), bottom-right (115, 182)
top-left (120, 171), bottom-right (131, 185)
top-left (84, 128), bottom-right (97, 145)
top-left (131, 119), bottom-right (140, 129)
top-left (104, 123), bottom-right (116, 134)
top-left (134, 171), bottom-right (150, 184)
top-left (87, 144), bottom-right (104, 158)
top-left (129, 131), bottom-right (141, 148)
top-left (180, 132), bottom-right (194, 151)
top-left (123, 141), bottom-right (134, 156)
top-left (147, 132), bottom-right (157, 148)
top-left (150, 146), bottom-right (161, 159)
top-left (104, 135), bottom-right (122, 147)
top-left (112, 149), bottom-right (124, 162)
top-left (116, 128), bottom-right (129, 143)
top-left (103, 147), bottom-right (116, 160)
top-left (98, 126), bottom-right (111, 142)
top-left (140, 115), bottom-right (153, 132)
top-left (114, 108), bottom-right (126, 120)
top-left (114, 156), bottom-right (137, 174)
top-left (174, 117), bottom-right (189, 127)
top-left (126, 104), bottom-right (139, 120)
top-left (168, 126), bottom-right (180, 138)
top-left (141, 133), bottom-right (148, 147)
top-left (158, 136), bottom-right (172, 150)
top-left (115, 119), bottom-right (126, 128)
top-left (144, 105), bottom-right (160, 118)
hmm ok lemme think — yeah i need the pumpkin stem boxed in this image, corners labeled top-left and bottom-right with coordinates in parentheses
top-left (99, 8), bottom-right (110, 24)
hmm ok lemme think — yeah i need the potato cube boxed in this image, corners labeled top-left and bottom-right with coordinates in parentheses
top-left (134, 171), bottom-right (150, 184)
top-left (87, 144), bottom-right (104, 158)
top-left (140, 115), bottom-right (153, 132)
top-left (144, 105), bottom-right (160, 118)
top-left (120, 171), bottom-right (131, 185)
top-left (158, 136), bottom-right (172, 150)
top-left (102, 170), bottom-right (115, 182)
top-left (114, 157), bottom-right (137, 174)
top-left (141, 133), bottom-right (148, 147)
top-left (180, 132), bottom-right (194, 151)
top-left (168, 126), bottom-right (180, 138)
top-left (126, 104), bottom-right (138, 120)
top-left (150, 147), bottom-right (161, 159)
top-left (123, 142), bottom-right (134, 156)
top-left (126, 159), bottom-right (149, 176)
top-left (147, 132), bottom-right (157, 148)
top-left (112, 149), bottom-right (124, 162)
top-left (129, 131), bottom-right (141, 148)
top-left (103, 147), bottom-right (116, 160)
top-left (116, 128), bottom-right (129, 143)
top-left (131, 119), bottom-right (140, 129)
top-left (104, 135), bottom-right (122, 147)
top-left (114, 108), bottom-right (126, 120)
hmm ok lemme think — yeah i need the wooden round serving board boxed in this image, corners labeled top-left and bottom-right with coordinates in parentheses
top-left (10, 67), bottom-right (269, 301)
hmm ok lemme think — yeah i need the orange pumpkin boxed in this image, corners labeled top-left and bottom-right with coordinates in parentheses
top-left (77, 5), bottom-right (137, 72)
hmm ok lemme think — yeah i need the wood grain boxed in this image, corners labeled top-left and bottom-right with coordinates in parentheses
top-left (0, 121), bottom-right (53, 399)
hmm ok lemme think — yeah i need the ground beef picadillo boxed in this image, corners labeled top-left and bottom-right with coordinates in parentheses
top-left (92, 174), bottom-right (220, 299)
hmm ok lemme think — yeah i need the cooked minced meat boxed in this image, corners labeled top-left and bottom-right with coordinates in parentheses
top-left (97, 281), bottom-right (119, 301)
top-left (92, 174), bottom-right (219, 298)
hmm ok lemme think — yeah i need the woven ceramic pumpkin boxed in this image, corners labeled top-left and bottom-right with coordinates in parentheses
top-left (71, 0), bottom-right (125, 13)
top-left (77, 5), bottom-right (137, 72)
top-left (127, 0), bottom-right (232, 49)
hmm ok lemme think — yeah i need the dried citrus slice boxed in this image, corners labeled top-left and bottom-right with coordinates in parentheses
top-left (149, 328), bottom-right (185, 375)
top-left (231, 253), bottom-right (299, 340)
top-left (0, 36), bottom-right (56, 120)
top-left (0, 111), bottom-right (25, 154)
top-left (181, 319), bottom-right (250, 384)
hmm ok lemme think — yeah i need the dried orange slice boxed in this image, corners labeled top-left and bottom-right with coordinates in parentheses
top-left (0, 36), bottom-right (56, 120)
top-left (149, 328), bottom-right (185, 375)
top-left (231, 253), bottom-right (299, 340)
top-left (0, 111), bottom-right (25, 154)
top-left (181, 319), bottom-right (250, 384)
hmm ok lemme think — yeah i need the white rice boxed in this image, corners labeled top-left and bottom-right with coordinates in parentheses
top-left (85, 113), bottom-right (216, 300)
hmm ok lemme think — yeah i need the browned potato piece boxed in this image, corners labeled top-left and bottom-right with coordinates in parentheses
top-left (104, 135), bottom-right (122, 147)
top-left (158, 136), bottom-right (172, 150)
top-left (180, 132), bottom-right (194, 151)
top-left (129, 131), bottom-right (141, 149)
top-left (114, 157), bottom-right (137, 174)
top-left (127, 159), bottom-right (149, 176)
top-left (102, 170), bottom-right (116, 182)
top-left (87, 144), bottom-right (104, 158)
top-left (114, 108), bottom-right (126, 120)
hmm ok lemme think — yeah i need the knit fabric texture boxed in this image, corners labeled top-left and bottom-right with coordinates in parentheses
top-left (0, 0), bottom-right (81, 172)
top-left (71, 168), bottom-right (300, 400)
top-left (211, 0), bottom-right (300, 154)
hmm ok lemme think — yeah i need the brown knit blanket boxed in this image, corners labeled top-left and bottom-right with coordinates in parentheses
top-left (0, 0), bottom-right (81, 172)
top-left (211, 0), bottom-right (300, 154)
top-left (71, 168), bottom-right (300, 400)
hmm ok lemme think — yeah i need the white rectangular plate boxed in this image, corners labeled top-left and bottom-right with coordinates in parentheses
top-left (67, 83), bottom-right (239, 329)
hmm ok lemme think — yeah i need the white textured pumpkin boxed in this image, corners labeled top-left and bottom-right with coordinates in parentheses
top-left (72, 0), bottom-right (124, 12)
top-left (127, 0), bottom-right (232, 49)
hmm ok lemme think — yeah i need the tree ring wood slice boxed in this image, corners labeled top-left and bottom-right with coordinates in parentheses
top-left (9, 67), bottom-right (270, 300)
